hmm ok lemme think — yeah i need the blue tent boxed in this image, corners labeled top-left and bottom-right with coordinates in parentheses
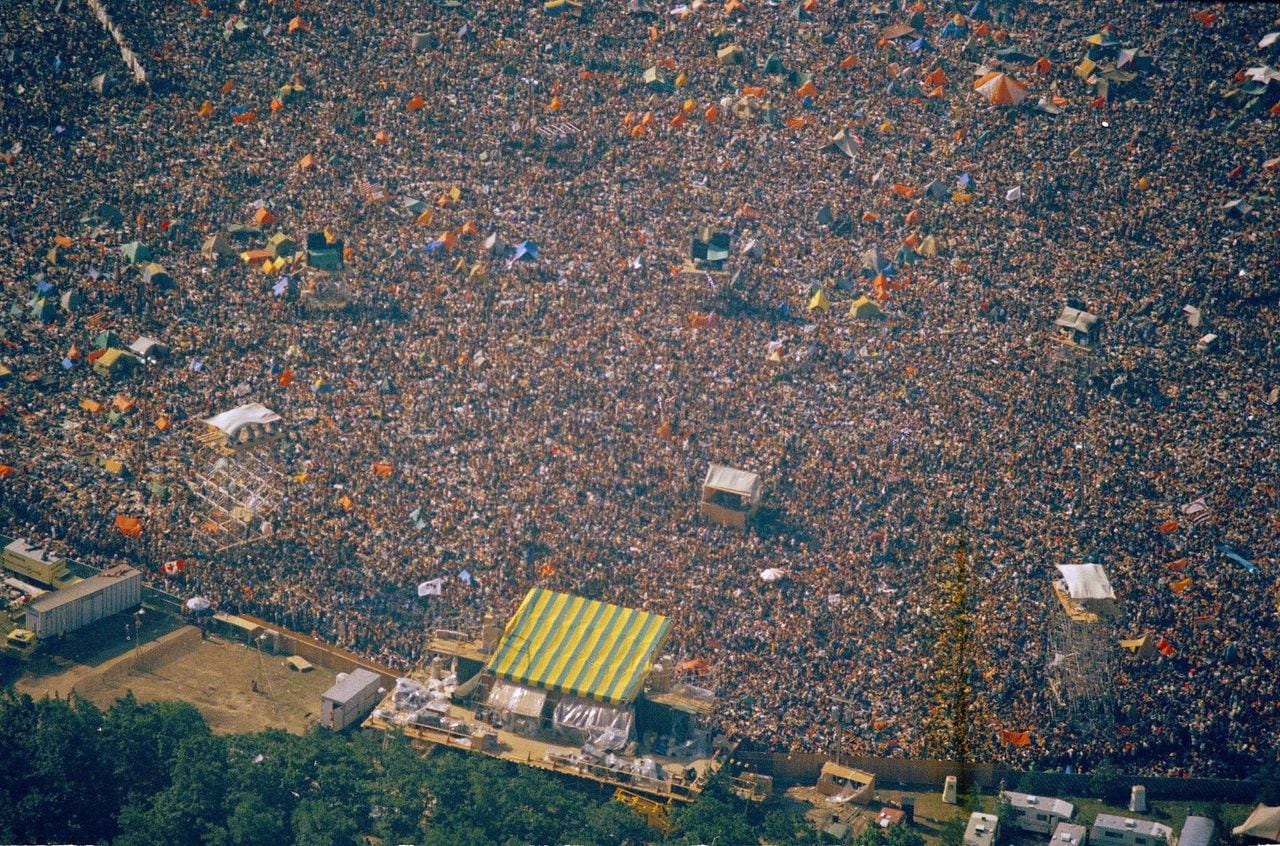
top-left (513, 240), bottom-right (539, 261)
top-left (940, 21), bottom-right (965, 38)
top-left (968, 0), bottom-right (989, 21)
top-left (272, 278), bottom-right (289, 297)
top-left (423, 240), bottom-right (445, 254)
top-left (908, 37), bottom-right (934, 53)
top-left (958, 173), bottom-right (973, 188)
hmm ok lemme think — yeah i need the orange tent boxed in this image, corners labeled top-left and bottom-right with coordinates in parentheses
top-left (198, 100), bottom-right (213, 117)
top-left (973, 71), bottom-right (1027, 106)
top-left (1051, 95), bottom-right (1069, 107)
top-left (406, 95), bottom-right (425, 112)
top-left (679, 657), bottom-right (712, 673)
top-left (253, 208), bottom-right (276, 225)
top-left (115, 515), bottom-right (143, 537)
top-left (1032, 56), bottom-right (1052, 76)
top-left (796, 80), bottom-right (818, 99)
top-left (973, 21), bottom-right (991, 36)
top-left (338, 495), bottom-right (353, 511)
top-left (155, 416), bottom-right (171, 431)
top-left (785, 116), bottom-right (808, 129)
top-left (415, 210), bottom-right (433, 227)
top-left (670, 112), bottom-right (687, 128)
top-left (640, 110), bottom-right (654, 127)
top-left (903, 233), bottom-right (921, 248)
top-left (548, 95), bottom-right (563, 111)
top-left (904, 209), bottom-right (922, 226)
top-left (460, 220), bottom-right (479, 237)
top-left (55, 235), bottom-right (74, 248)
top-left (861, 211), bottom-right (879, 222)
top-left (278, 368), bottom-right (294, 387)
top-left (298, 153), bottom-right (317, 170)
top-left (437, 231), bottom-right (459, 251)
top-left (1158, 520), bottom-right (1179, 534)
top-left (682, 99), bottom-right (696, 114)
top-left (270, 98), bottom-right (283, 113)
top-left (629, 124), bottom-right (647, 138)
top-left (924, 67), bottom-right (947, 87)
top-left (724, 0), bottom-right (743, 12)
top-left (674, 72), bottom-right (688, 88)
top-left (372, 462), bottom-right (393, 478)
top-left (839, 54), bottom-right (857, 71)
top-left (0, 465), bottom-right (14, 479)
top-left (219, 80), bottom-right (234, 94)
top-left (890, 183), bottom-right (916, 199)
top-left (232, 110), bottom-right (257, 124)
top-left (287, 15), bottom-right (307, 33)
top-left (374, 130), bottom-right (389, 144)
top-left (112, 396), bottom-right (135, 413)
top-left (704, 105), bottom-right (719, 122)
top-left (742, 85), bottom-right (765, 97)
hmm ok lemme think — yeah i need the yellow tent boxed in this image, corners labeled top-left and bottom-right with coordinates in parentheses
top-left (848, 295), bottom-right (884, 319)
top-left (808, 288), bottom-right (831, 310)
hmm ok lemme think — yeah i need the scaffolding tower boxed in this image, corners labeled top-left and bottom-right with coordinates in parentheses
top-left (186, 404), bottom-right (287, 554)
top-left (1045, 567), bottom-right (1117, 732)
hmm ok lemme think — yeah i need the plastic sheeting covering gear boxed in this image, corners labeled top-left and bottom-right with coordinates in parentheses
top-left (486, 680), bottom-right (548, 718)
top-left (553, 697), bottom-right (634, 750)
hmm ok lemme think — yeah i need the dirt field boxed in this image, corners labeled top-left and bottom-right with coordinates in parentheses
top-left (16, 624), bottom-right (337, 735)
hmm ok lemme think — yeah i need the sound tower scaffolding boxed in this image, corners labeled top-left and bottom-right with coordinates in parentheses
top-left (1046, 564), bottom-right (1118, 733)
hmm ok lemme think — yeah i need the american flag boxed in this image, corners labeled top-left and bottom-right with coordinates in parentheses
top-left (1181, 497), bottom-right (1212, 526)
top-left (357, 179), bottom-right (387, 204)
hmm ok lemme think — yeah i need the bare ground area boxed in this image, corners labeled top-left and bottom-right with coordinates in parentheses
top-left (14, 623), bottom-right (337, 735)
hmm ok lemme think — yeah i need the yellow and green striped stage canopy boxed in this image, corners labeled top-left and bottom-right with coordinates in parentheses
top-left (486, 589), bottom-right (672, 705)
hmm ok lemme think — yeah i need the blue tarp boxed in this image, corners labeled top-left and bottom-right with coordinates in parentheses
top-left (1216, 543), bottom-right (1258, 574)
top-left (968, 0), bottom-right (989, 21)
top-left (940, 21), bottom-right (965, 38)
top-left (513, 240), bottom-right (539, 261)
top-left (958, 172), bottom-right (973, 187)
top-left (272, 278), bottom-right (289, 296)
top-left (61, 357), bottom-right (74, 370)
top-left (908, 37), bottom-right (934, 53)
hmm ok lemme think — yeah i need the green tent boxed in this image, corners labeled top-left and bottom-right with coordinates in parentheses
top-left (30, 297), bottom-right (57, 322)
top-left (93, 330), bottom-right (123, 349)
top-left (120, 241), bottom-right (152, 264)
top-left (763, 54), bottom-right (785, 74)
top-left (225, 223), bottom-right (262, 241)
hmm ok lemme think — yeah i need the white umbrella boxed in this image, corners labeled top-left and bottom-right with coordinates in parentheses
top-left (760, 568), bottom-right (787, 583)
top-left (185, 596), bottom-right (212, 612)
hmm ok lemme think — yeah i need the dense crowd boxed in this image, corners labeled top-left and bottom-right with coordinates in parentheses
top-left (1, 0), bottom-right (1278, 778)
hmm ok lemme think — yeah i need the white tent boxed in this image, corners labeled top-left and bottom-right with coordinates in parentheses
top-left (1234, 806), bottom-right (1280, 841)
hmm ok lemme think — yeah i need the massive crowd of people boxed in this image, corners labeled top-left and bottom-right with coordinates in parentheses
top-left (1, 0), bottom-right (1278, 778)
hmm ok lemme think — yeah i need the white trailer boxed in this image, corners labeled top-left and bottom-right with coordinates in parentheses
top-left (320, 668), bottom-right (384, 731)
top-left (24, 565), bottom-right (141, 638)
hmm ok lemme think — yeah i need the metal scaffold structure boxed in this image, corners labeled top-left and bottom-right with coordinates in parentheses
top-left (186, 403), bottom-right (286, 554)
top-left (1045, 564), bottom-right (1118, 732)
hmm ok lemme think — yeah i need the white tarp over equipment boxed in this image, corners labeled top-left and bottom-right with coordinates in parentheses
top-left (1234, 806), bottom-right (1280, 841)
top-left (553, 697), bottom-right (635, 749)
top-left (704, 464), bottom-right (762, 498)
top-left (1055, 564), bottom-right (1115, 601)
top-left (486, 679), bottom-right (547, 718)
top-left (203, 402), bottom-right (282, 438)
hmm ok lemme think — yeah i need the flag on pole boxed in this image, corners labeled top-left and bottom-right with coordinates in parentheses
top-left (161, 559), bottom-right (186, 575)
top-left (417, 578), bottom-right (444, 597)
top-left (458, 569), bottom-right (473, 586)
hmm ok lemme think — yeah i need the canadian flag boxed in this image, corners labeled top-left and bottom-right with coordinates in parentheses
top-left (162, 559), bottom-right (186, 575)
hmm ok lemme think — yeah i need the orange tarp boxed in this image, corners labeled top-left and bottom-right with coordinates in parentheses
top-left (232, 110), bottom-right (257, 124)
top-left (155, 416), bottom-right (171, 431)
top-left (903, 233), bottom-right (921, 248)
top-left (115, 515), bottom-right (143, 537)
top-left (0, 465), bottom-right (12, 479)
top-left (374, 130), bottom-right (389, 144)
top-left (197, 100), bottom-right (214, 117)
top-left (416, 210), bottom-right (433, 227)
top-left (840, 54), bottom-right (857, 71)
top-left (796, 80), bottom-right (818, 99)
top-left (81, 398), bottom-right (103, 413)
top-left (298, 153), bottom-right (317, 170)
top-left (742, 85), bottom-right (765, 97)
top-left (253, 208), bottom-right (276, 225)
top-left (890, 183), bottom-right (916, 199)
top-left (287, 15), bottom-right (307, 32)
top-left (1170, 577), bottom-right (1193, 594)
top-left (703, 105), bottom-right (719, 122)
top-left (905, 209), bottom-right (922, 227)
top-left (278, 369), bottom-right (294, 387)
top-left (999, 729), bottom-right (1031, 747)
top-left (924, 68), bottom-right (946, 87)
top-left (1032, 57), bottom-right (1052, 76)
top-left (112, 396), bottom-right (134, 413)
top-left (670, 112), bottom-right (687, 128)
top-left (548, 95), bottom-right (563, 111)
top-left (460, 220), bottom-right (478, 236)
top-left (406, 95), bottom-right (425, 112)
top-left (55, 235), bottom-right (74, 248)
top-left (785, 116), bottom-right (808, 129)
top-left (338, 495), bottom-right (354, 511)
top-left (1158, 520), bottom-right (1179, 534)
top-left (372, 462), bottom-right (394, 478)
